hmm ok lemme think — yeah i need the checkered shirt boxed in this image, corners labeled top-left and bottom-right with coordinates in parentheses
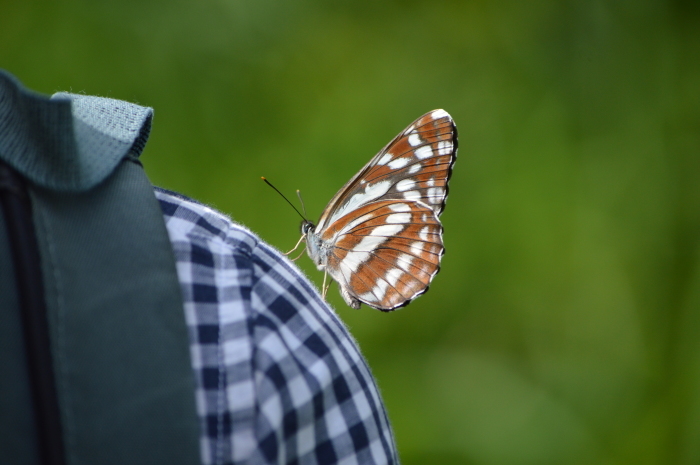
top-left (154, 187), bottom-right (399, 465)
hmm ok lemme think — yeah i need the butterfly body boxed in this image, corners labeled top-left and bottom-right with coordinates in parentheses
top-left (303, 109), bottom-right (457, 311)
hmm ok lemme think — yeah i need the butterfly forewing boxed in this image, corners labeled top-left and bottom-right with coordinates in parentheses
top-left (305, 109), bottom-right (457, 311)
top-left (315, 110), bottom-right (456, 231)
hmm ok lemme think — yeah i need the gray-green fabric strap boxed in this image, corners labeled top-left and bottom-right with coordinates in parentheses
top-left (0, 200), bottom-right (40, 464)
top-left (0, 71), bottom-right (153, 192)
top-left (0, 70), bottom-right (200, 464)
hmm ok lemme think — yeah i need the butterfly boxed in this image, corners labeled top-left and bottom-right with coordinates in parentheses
top-left (290, 109), bottom-right (457, 311)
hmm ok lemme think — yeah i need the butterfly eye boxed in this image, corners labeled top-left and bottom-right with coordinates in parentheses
top-left (300, 221), bottom-right (315, 235)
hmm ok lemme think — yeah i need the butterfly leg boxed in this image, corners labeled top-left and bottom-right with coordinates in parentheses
top-left (290, 245), bottom-right (307, 262)
top-left (321, 270), bottom-right (329, 299)
top-left (284, 234), bottom-right (305, 256)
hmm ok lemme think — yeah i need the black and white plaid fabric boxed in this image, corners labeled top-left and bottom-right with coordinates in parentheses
top-left (155, 187), bottom-right (399, 465)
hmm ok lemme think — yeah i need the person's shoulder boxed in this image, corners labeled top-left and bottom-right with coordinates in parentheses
top-left (154, 186), bottom-right (260, 253)
top-left (153, 186), bottom-right (399, 464)
top-left (153, 185), bottom-right (354, 374)
top-left (153, 186), bottom-right (324, 308)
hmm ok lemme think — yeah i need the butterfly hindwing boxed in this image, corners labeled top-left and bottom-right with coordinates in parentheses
top-left (323, 200), bottom-right (444, 310)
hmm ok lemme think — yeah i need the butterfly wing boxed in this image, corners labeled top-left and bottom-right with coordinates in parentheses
top-left (313, 109), bottom-right (457, 310)
top-left (314, 109), bottom-right (457, 232)
top-left (322, 200), bottom-right (444, 310)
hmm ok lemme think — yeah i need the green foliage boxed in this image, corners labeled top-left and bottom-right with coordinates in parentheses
top-left (2, 0), bottom-right (699, 463)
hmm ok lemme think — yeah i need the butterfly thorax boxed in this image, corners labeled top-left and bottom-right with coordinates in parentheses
top-left (302, 220), bottom-right (327, 270)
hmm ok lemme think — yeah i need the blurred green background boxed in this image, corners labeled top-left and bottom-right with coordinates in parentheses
top-left (3, 0), bottom-right (699, 463)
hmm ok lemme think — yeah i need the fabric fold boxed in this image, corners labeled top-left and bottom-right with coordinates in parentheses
top-left (0, 70), bottom-right (153, 192)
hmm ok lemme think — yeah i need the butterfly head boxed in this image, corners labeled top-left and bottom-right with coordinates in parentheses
top-left (300, 220), bottom-right (315, 236)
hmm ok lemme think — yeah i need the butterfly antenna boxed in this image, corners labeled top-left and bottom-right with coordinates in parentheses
top-left (296, 189), bottom-right (308, 219)
top-left (261, 177), bottom-right (306, 221)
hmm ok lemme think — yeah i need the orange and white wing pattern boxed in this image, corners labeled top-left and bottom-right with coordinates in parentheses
top-left (303, 110), bottom-right (457, 311)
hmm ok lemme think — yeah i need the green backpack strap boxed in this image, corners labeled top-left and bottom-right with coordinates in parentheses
top-left (0, 70), bottom-right (201, 464)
